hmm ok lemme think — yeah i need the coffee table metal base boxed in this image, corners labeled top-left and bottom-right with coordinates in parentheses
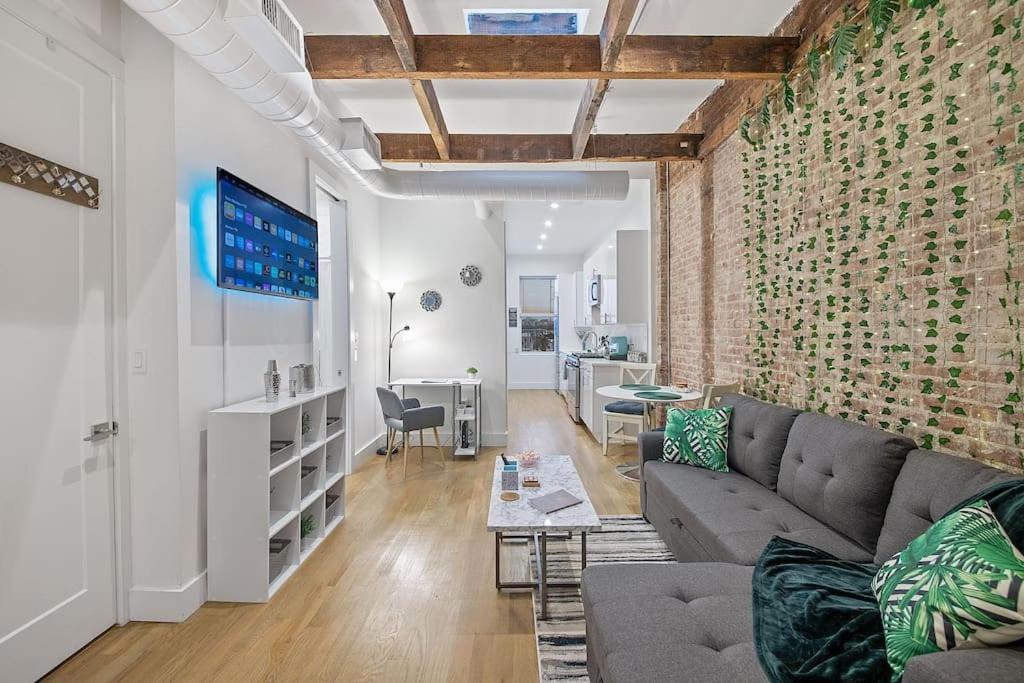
top-left (494, 530), bottom-right (587, 619)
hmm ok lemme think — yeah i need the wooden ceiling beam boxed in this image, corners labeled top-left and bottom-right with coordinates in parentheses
top-left (372, 0), bottom-right (451, 159)
top-left (570, 0), bottom-right (641, 159)
top-left (371, 0), bottom-right (417, 69)
top-left (408, 81), bottom-right (450, 161)
top-left (377, 133), bottom-right (702, 163)
top-left (305, 34), bottom-right (799, 80)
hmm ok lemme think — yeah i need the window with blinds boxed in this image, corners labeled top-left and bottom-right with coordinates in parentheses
top-left (520, 276), bottom-right (556, 352)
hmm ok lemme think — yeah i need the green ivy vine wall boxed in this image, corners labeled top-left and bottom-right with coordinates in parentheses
top-left (738, 0), bottom-right (1024, 468)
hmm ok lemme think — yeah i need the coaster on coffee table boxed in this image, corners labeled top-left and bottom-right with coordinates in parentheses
top-left (500, 491), bottom-right (520, 502)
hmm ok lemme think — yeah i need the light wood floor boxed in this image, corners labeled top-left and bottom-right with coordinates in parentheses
top-left (49, 390), bottom-right (641, 682)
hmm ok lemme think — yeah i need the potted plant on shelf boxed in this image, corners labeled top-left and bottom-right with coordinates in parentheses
top-left (301, 410), bottom-right (312, 443)
top-left (466, 367), bottom-right (478, 379)
top-left (300, 514), bottom-right (317, 551)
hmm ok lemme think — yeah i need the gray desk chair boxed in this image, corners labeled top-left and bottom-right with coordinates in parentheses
top-left (376, 387), bottom-right (446, 478)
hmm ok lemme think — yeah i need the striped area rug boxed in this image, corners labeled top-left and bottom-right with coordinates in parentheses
top-left (530, 515), bottom-right (675, 682)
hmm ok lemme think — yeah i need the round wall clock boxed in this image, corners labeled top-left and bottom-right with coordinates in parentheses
top-left (420, 290), bottom-right (442, 312)
top-left (459, 264), bottom-right (482, 287)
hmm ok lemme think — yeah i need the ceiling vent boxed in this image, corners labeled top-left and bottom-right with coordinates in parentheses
top-left (338, 118), bottom-right (383, 171)
top-left (225, 0), bottom-right (305, 73)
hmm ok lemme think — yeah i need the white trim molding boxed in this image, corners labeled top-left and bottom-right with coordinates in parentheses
top-left (352, 432), bottom-right (386, 473)
top-left (129, 572), bottom-right (207, 623)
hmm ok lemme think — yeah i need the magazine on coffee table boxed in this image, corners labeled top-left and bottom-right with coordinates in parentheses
top-left (528, 489), bottom-right (583, 515)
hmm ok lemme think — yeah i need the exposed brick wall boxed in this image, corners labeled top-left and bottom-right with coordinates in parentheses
top-left (710, 135), bottom-right (750, 386)
top-left (666, 162), bottom-right (706, 387)
top-left (659, 0), bottom-right (1024, 471)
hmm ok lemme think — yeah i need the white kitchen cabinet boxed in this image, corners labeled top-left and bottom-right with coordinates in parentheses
top-left (579, 361), bottom-right (624, 443)
top-left (598, 278), bottom-right (618, 325)
top-left (580, 363), bottom-right (593, 432)
top-left (574, 271), bottom-right (588, 328)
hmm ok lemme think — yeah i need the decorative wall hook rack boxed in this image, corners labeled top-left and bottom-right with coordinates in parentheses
top-left (0, 141), bottom-right (100, 209)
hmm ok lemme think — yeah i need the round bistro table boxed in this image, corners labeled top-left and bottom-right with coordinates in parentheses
top-left (596, 384), bottom-right (703, 481)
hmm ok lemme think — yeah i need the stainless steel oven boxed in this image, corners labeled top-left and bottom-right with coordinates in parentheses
top-left (565, 354), bottom-right (581, 423)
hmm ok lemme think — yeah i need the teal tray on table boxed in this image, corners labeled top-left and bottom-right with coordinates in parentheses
top-left (621, 384), bottom-right (661, 391)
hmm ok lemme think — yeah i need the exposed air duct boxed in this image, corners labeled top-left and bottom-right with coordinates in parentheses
top-left (121, 0), bottom-right (630, 201)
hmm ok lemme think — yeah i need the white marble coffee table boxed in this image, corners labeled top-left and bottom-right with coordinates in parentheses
top-left (487, 455), bottom-right (601, 618)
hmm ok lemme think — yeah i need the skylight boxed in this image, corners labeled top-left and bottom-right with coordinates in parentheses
top-left (465, 9), bottom-right (588, 35)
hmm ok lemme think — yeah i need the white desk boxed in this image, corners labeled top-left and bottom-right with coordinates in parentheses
top-left (389, 378), bottom-right (482, 458)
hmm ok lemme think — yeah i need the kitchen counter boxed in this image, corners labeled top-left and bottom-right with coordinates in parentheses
top-left (570, 356), bottom-right (635, 368)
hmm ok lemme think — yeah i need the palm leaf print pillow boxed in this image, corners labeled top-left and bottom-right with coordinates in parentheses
top-left (871, 500), bottom-right (1024, 680)
top-left (662, 406), bottom-right (732, 472)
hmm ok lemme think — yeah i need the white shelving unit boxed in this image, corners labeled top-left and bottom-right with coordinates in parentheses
top-left (207, 385), bottom-right (348, 602)
top-left (453, 382), bottom-right (482, 458)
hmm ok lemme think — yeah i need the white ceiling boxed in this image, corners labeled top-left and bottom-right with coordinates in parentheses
top-left (505, 178), bottom-right (651, 257)
top-left (292, 0), bottom-right (799, 141)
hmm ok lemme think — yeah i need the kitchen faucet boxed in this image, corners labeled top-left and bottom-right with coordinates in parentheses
top-left (581, 330), bottom-right (599, 352)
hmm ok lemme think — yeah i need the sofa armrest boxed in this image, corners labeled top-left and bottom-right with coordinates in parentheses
top-left (638, 430), bottom-right (665, 464)
top-left (638, 430), bottom-right (664, 518)
top-left (903, 646), bottom-right (1024, 683)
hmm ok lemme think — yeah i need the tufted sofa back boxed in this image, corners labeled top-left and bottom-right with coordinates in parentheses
top-left (873, 449), bottom-right (1022, 564)
top-left (719, 394), bottom-right (800, 491)
top-left (776, 413), bottom-right (915, 554)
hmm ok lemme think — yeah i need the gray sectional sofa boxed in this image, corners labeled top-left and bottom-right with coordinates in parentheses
top-left (582, 394), bottom-right (1024, 683)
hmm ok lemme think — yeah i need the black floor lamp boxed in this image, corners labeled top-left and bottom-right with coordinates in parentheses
top-left (377, 280), bottom-right (409, 455)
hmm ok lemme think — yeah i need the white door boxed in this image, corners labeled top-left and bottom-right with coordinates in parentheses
top-left (314, 186), bottom-right (350, 387)
top-left (0, 8), bottom-right (118, 681)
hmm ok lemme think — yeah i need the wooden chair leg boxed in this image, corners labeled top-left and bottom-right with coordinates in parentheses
top-left (433, 426), bottom-right (445, 466)
top-left (403, 437), bottom-right (409, 479)
top-left (384, 429), bottom-right (395, 466)
top-left (420, 429), bottom-right (425, 462)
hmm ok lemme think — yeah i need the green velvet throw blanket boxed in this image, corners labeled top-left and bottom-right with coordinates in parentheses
top-left (752, 480), bottom-right (1024, 682)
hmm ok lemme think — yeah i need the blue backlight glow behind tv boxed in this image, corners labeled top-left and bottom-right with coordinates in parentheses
top-left (217, 168), bottom-right (318, 301)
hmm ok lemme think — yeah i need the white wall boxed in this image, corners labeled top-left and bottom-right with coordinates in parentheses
top-left (122, 12), bottom-right (385, 621)
top-left (379, 199), bottom-right (508, 446)
top-left (507, 254), bottom-right (582, 389)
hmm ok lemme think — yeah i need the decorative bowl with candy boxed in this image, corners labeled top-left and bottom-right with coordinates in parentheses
top-left (515, 449), bottom-right (540, 469)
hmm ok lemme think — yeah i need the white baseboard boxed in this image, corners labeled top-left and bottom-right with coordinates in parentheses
top-left (508, 383), bottom-right (559, 390)
top-left (352, 432), bottom-right (386, 472)
top-left (483, 432), bottom-right (507, 447)
top-left (129, 571), bottom-right (206, 622)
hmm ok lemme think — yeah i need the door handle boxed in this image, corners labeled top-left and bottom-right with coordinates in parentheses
top-left (83, 421), bottom-right (118, 442)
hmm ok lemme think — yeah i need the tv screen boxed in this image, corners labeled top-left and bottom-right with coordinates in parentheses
top-left (217, 168), bottom-right (318, 301)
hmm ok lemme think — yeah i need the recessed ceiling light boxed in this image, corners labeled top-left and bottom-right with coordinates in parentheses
top-left (540, 234), bottom-right (548, 240)
top-left (550, 202), bottom-right (559, 209)
top-left (544, 220), bottom-right (553, 227)
top-left (607, 244), bottom-right (614, 249)
top-left (537, 244), bottom-right (544, 250)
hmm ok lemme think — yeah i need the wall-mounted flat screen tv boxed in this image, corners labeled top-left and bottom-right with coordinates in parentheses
top-left (217, 167), bottom-right (318, 301)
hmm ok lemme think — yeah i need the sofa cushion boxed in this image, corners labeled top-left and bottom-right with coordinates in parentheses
top-left (645, 461), bottom-right (873, 564)
top-left (582, 563), bottom-right (765, 683)
top-left (720, 394), bottom-right (801, 491)
top-left (874, 448), bottom-right (1023, 564)
top-left (777, 414), bottom-right (914, 554)
top-left (903, 645), bottom-right (1024, 683)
